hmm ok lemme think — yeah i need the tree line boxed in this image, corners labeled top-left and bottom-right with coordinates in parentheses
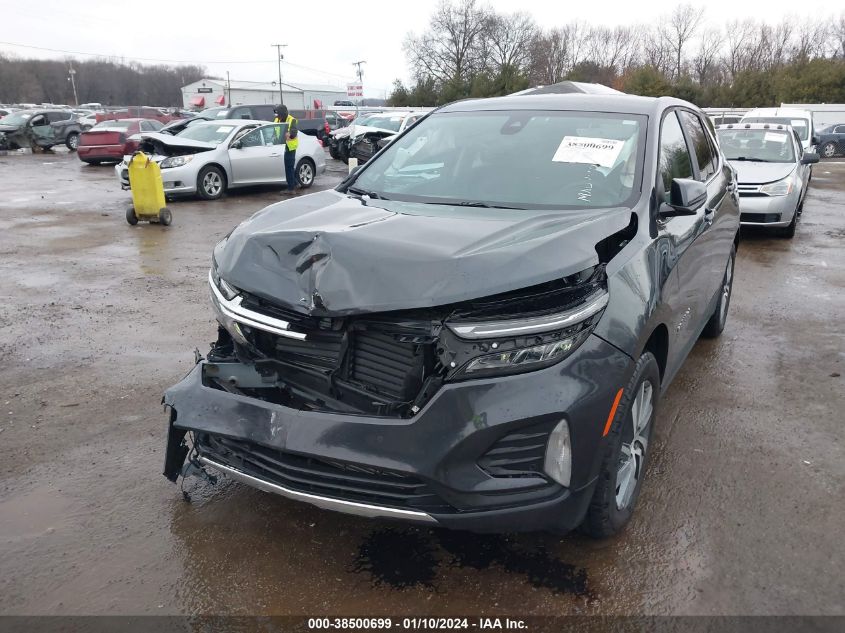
top-left (0, 56), bottom-right (206, 106)
top-left (388, 0), bottom-right (845, 107)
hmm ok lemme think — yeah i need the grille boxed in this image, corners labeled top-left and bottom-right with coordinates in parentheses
top-left (478, 423), bottom-right (554, 478)
top-left (350, 330), bottom-right (424, 401)
top-left (741, 213), bottom-right (781, 223)
top-left (738, 192), bottom-right (768, 197)
top-left (197, 433), bottom-right (452, 512)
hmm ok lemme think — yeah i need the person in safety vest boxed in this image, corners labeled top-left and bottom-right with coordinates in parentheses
top-left (273, 104), bottom-right (299, 195)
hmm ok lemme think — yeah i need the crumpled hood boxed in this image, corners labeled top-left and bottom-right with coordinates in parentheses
top-left (728, 160), bottom-right (796, 184)
top-left (136, 132), bottom-right (216, 151)
top-left (332, 124), bottom-right (395, 140)
top-left (0, 124), bottom-right (22, 133)
top-left (215, 190), bottom-right (633, 316)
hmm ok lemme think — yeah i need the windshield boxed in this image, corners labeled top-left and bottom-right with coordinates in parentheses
top-left (0, 111), bottom-right (33, 125)
top-left (201, 107), bottom-right (231, 119)
top-left (351, 110), bottom-right (645, 210)
top-left (743, 117), bottom-right (809, 141)
top-left (716, 128), bottom-right (796, 163)
top-left (176, 123), bottom-right (238, 144)
top-left (92, 120), bottom-right (133, 130)
top-left (360, 116), bottom-right (404, 132)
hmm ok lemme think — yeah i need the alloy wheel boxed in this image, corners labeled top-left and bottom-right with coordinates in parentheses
top-left (203, 172), bottom-right (222, 196)
top-left (298, 162), bottom-right (314, 186)
top-left (720, 255), bottom-right (734, 323)
top-left (616, 380), bottom-right (654, 510)
top-left (822, 143), bottom-right (836, 158)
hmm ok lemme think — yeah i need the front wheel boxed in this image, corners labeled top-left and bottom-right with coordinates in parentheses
top-left (821, 142), bottom-right (837, 158)
top-left (66, 132), bottom-right (79, 151)
top-left (159, 207), bottom-right (172, 226)
top-left (126, 206), bottom-right (138, 225)
top-left (196, 165), bottom-right (225, 200)
top-left (296, 158), bottom-right (315, 188)
top-left (701, 244), bottom-right (736, 338)
top-left (580, 352), bottom-right (660, 538)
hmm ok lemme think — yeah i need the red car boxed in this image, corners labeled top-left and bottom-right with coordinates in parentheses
top-left (77, 118), bottom-right (163, 165)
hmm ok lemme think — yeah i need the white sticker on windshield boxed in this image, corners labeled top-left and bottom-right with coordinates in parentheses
top-left (552, 136), bottom-right (625, 167)
top-left (216, 126), bottom-right (235, 133)
top-left (764, 132), bottom-right (787, 143)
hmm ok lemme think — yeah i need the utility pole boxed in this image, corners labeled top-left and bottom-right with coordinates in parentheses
top-left (272, 44), bottom-right (287, 105)
top-left (226, 70), bottom-right (231, 106)
top-left (68, 65), bottom-right (79, 106)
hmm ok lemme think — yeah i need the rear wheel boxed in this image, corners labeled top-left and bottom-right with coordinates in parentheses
top-left (126, 206), bottom-right (138, 225)
top-left (296, 158), bottom-right (315, 188)
top-left (197, 165), bottom-right (225, 200)
top-left (821, 142), bottom-right (837, 158)
top-left (580, 352), bottom-right (660, 538)
top-left (701, 244), bottom-right (736, 338)
top-left (159, 207), bottom-right (172, 226)
top-left (65, 132), bottom-right (79, 151)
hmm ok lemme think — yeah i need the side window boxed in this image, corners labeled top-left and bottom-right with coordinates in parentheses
top-left (237, 128), bottom-right (264, 148)
top-left (658, 111), bottom-right (694, 202)
top-left (150, 120), bottom-right (163, 130)
top-left (678, 111), bottom-right (717, 181)
top-left (835, 125), bottom-right (845, 134)
top-left (30, 114), bottom-right (48, 127)
top-left (140, 121), bottom-right (154, 131)
top-left (252, 106), bottom-right (274, 121)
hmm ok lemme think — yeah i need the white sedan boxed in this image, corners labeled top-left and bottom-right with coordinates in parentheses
top-left (115, 119), bottom-right (326, 200)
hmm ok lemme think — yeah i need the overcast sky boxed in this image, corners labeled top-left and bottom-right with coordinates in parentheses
top-left (0, 0), bottom-right (840, 98)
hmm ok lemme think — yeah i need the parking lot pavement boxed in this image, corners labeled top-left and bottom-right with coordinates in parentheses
top-left (0, 152), bottom-right (842, 617)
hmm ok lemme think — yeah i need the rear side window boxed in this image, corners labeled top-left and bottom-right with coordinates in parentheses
top-left (48, 111), bottom-right (72, 123)
top-left (252, 106), bottom-right (275, 121)
top-left (678, 111), bottom-right (717, 181)
top-left (658, 112), bottom-right (693, 201)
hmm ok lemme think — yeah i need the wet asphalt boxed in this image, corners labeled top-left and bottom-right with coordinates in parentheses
top-left (0, 150), bottom-right (843, 616)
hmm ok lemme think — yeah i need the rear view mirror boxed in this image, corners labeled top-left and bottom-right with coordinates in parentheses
top-left (659, 178), bottom-right (707, 217)
top-left (801, 152), bottom-right (820, 165)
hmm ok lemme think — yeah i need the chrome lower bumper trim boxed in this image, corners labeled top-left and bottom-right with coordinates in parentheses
top-left (198, 456), bottom-right (438, 523)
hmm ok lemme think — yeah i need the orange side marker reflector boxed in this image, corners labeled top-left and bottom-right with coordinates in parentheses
top-left (602, 388), bottom-right (624, 437)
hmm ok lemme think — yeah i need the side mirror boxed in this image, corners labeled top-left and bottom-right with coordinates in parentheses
top-left (801, 152), bottom-right (820, 165)
top-left (659, 178), bottom-right (707, 217)
top-left (231, 140), bottom-right (242, 149)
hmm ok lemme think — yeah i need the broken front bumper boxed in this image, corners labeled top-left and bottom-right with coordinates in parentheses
top-left (163, 335), bottom-right (631, 533)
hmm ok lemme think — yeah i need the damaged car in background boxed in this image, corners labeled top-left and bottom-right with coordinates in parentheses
top-left (115, 120), bottom-right (326, 200)
top-left (0, 108), bottom-right (82, 151)
top-left (164, 95), bottom-right (740, 537)
top-left (328, 111), bottom-right (425, 163)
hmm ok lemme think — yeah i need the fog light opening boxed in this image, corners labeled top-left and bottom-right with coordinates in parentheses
top-left (544, 419), bottom-right (571, 487)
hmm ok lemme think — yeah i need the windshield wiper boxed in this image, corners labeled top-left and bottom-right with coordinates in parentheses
top-left (347, 186), bottom-right (388, 200)
top-left (732, 157), bottom-right (773, 162)
top-left (424, 200), bottom-right (526, 210)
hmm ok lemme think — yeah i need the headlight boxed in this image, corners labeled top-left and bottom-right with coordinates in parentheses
top-left (445, 289), bottom-right (608, 379)
top-left (760, 176), bottom-right (793, 196)
top-left (160, 155), bottom-right (194, 169)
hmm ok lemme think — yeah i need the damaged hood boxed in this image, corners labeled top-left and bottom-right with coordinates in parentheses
top-left (332, 124), bottom-right (395, 140)
top-left (728, 160), bottom-right (796, 184)
top-left (215, 190), bottom-right (632, 316)
top-left (135, 131), bottom-right (217, 151)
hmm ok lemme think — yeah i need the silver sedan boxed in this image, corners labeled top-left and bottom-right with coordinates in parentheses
top-left (115, 119), bottom-right (326, 200)
top-left (715, 122), bottom-right (819, 238)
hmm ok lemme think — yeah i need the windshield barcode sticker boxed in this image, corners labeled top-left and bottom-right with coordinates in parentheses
top-left (764, 132), bottom-right (787, 143)
top-left (553, 136), bottom-right (625, 167)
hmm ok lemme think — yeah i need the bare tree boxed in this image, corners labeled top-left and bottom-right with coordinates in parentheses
top-left (642, 26), bottom-right (673, 75)
top-left (792, 18), bottom-right (831, 61)
top-left (660, 4), bottom-right (704, 79)
top-left (404, 0), bottom-right (491, 86)
top-left (529, 27), bottom-right (570, 84)
top-left (693, 28), bottom-right (723, 84)
top-left (486, 12), bottom-right (537, 75)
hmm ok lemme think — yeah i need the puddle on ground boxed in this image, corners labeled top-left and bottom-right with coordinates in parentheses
top-left (351, 527), bottom-right (589, 596)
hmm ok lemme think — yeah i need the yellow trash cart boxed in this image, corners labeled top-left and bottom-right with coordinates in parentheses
top-left (125, 152), bottom-right (172, 226)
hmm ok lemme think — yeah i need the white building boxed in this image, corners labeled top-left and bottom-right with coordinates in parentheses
top-left (181, 78), bottom-right (348, 111)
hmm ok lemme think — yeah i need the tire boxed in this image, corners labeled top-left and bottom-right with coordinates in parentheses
top-left (81, 159), bottom-right (102, 165)
top-left (159, 207), bottom-right (172, 226)
top-left (701, 244), bottom-right (736, 338)
top-left (65, 132), bottom-right (79, 151)
top-left (580, 352), bottom-right (660, 538)
top-left (296, 158), bottom-right (315, 189)
top-left (329, 144), bottom-right (340, 160)
top-left (821, 142), bottom-right (837, 159)
top-left (196, 165), bottom-right (226, 200)
top-left (126, 206), bottom-right (138, 226)
top-left (778, 208), bottom-right (798, 239)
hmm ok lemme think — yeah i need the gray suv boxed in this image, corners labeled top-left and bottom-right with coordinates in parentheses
top-left (163, 94), bottom-right (740, 537)
top-left (0, 109), bottom-right (82, 151)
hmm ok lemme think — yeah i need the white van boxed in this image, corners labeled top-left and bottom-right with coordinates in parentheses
top-left (741, 107), bottom-right (817, 152)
